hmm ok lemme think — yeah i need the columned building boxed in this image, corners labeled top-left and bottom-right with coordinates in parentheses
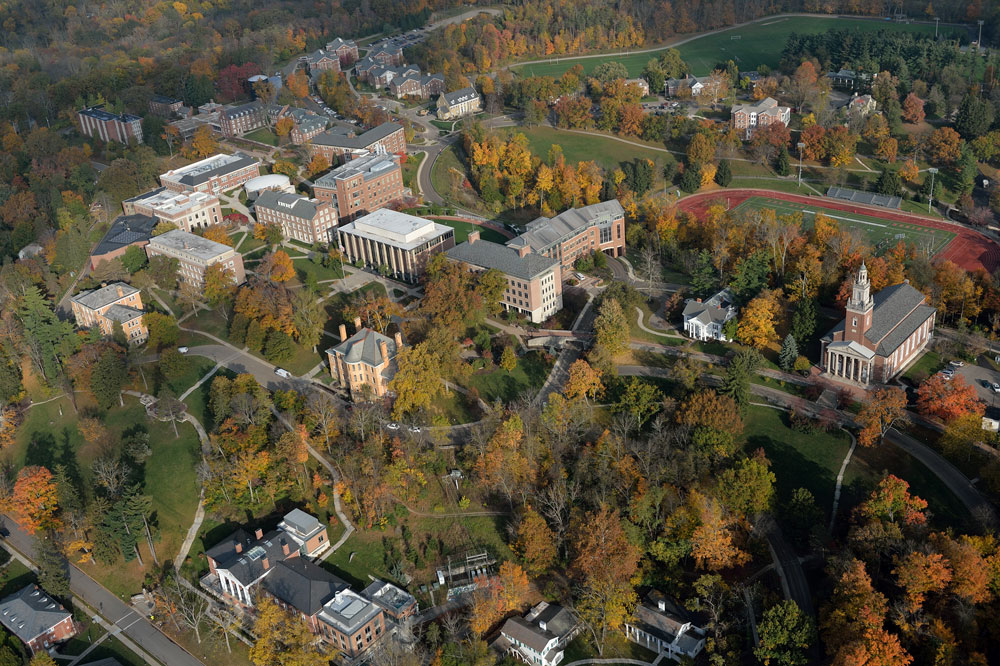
top-left (820, 264), bottom-right (936, 386)
top-left (337, 209), bottom-right (454, 283)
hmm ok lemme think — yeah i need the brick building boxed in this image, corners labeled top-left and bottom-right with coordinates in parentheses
top-left (337, 209), bottom-right (454, 283)
top-left (308, 122), bottom-right (406, 163)
top-left (327, 319), bottom-right (403, 399)
top-left (253, 191), bottom-right (339, 245)
top-left (304, 49), bottom-right (341, 75)
top-left (280, 107), bottom-right (329, 145)
top-left (447, 232), bottom-right (563, 324)
top-left (123, 187), bottom-right (222, 232)
top-left (436, 87), bottom-right (482, 120)
top-left (326, 37), bottom-right (359, 66)
top-left (0, 585), bottom-right (78, 654)
top-left (160, 153), bottom-right (261, 194)
top-left (389, 73), bottom-right (445, 99)
top-left (70, 282), bottom-right (148, 344)
top-left (148, 95), bottom-right (185, 117)
top-left (78, 106), bottom-right (143, 144)
top-left (145, 229), bottom-right (246, 287)
top-left (507, 200), bottom-right (626, 271)
top-left (313, 152), bottom-right (405, 221)
top-left (90, 213), bottom-right (158, 269)
top-left (220, 101), bottom-right (267, 136)
top-left (821, 264), bottom-right (937, 386)
top-left (368, 44), bottom-right (403, 66)
top-left (731, 97), bottom-right (790, 139)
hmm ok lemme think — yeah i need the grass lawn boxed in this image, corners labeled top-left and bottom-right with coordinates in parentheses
top-left (901, 349), bottom-right (943, 383)
top-left (630, 300), bottom-right (685, 345)
top-left (293, 257), bottom-right (346, 284)
top-left (514, 16), bottom-right (953, 78)
top-left (184, 308), bottom-right (231, 341)
top-left (465, 351), bottom-right (552, 402)
top-left (427, 217), bottom-right (507, 244)
top-left (745, 406), bottom-right (852, 520)
top-left (430, 143), bottom-right (471, 205)
top-left (402, 152), bottom-right (425, 194)
top-left (563, 634), bottom-right (659, 663)
top-left (502, 126), bottom-right (668, 172)
top-left (0, 559), bottom-right (35, 598)
top-left (431, 119), bottom-right (459, 132)
top-left (237, 234), bottom-right (268, 255)
top-left (732, 196), bottom-right (955, 256)
top-left (244, 128), bottom-right (279, 146)
top-left (428, 387), bottom-right (479, 426)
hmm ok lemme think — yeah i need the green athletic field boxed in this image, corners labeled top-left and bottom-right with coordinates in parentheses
top-left (732, 196), bottom-right (955, 256)
top-left (513, 16), bottom-right (960, 78)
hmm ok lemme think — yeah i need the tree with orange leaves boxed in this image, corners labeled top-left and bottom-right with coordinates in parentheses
top-left (832, 622), bottom-right (913, 666)
top-left (564, 359), bottom-right (603, 405)
top-left (858, 475), bottom-right (927, 527)
top-left (513, 506), bottom-right (557, 577)
top-left (306, 153), bottom-right (330, 178)
top-left (930, 533), bottom-right (992, 604)
top-left (275, 116), bottom-right (294, 137)
top-left (9, 466), bottom-right (60, 534)
top-left (202, 223), bottom-right (233, 246)
top-left (856, 386), bottom-right (907, 447)
top-left (688, 489), bottom-right (750, 570)
top-left (469, 561), bottom-right (529, 636)
top-left (893, 550), bottom-right (951, 610)
top-left (474, 414), bottom-right (532, 506)
top-left (916, 374), bottom-right (983, 423)
top-left (260, 250), bottom-right (295, 283)
top-left (820, 559), bottom-right (888, 655)
top-left (0, 407), bottom-right (19, 450)
top-left (285, 71), bottom-right (309, 99)
top-left (898, 159), bottom-right (919, 183)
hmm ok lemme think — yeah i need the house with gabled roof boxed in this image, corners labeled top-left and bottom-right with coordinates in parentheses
top-left (682, 288), bottom-right (737, 342)
top-left (327, 318), bottom-right (404, 399)
top-left (494, 602), bottom-right (580, 666)
top-left (70, 282), bottom-right (148, 344)
top-left (625, 591), bottom-right (706, 662)
top-left (0, 584), bottom-right (78, 654)
top-left (90, 213), bottom-right (158, 269)
top-left (436, 87), bottom-right (482, 120)
top-left (253, 191), bottom-right (338, 245)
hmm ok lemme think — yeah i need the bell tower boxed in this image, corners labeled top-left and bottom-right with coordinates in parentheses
top-left (845, 262), bottom-right (873, 343)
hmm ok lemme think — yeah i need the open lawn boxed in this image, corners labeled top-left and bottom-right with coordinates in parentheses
top-left (732, 196), bottom-right (955, 256)
top-left (244, 128), bottom-right (279, 146)
top-left (465, 351), bottom-right (552, 402)
top-left (402, 152), bottom-right (425, 194)
top-left (428, 217), bottom-right (508, 244)
top-left (293, 257), bottom-right (346, 285)
top-left (503, 126), bottom-right (668, 172)
top-left (513, 16), bottom-right (956, 78)
top-left (430, 143), bottom-right (471, 204)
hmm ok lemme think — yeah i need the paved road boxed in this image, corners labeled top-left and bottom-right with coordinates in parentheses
top-left (1, 519), bottom-right (203, 666)
top-left (759, 515), bottom-right (815, 620)
top-left (183, 343), bottom-right (318, 394)
top-left (416, 134), bottom-right (459, 206)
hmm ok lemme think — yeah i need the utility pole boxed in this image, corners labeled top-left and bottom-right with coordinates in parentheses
top-left (979, 20), bottom-right (985, 51)
top-left (927, 167), bottom-right (938, 215)
top-left (797, 141), bottom-right (806, 187)
top-left (934, 17), bottom-right (939, 39)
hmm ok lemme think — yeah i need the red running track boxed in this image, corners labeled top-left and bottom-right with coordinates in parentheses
top-left (675, 189), bottom-right (1000, 274)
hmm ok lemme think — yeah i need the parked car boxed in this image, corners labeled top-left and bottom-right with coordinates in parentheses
top-left (386, 422), bottom-right (401, 431)
top-left (178, 347), bottom-right (189, 354)
top-left (949, 360), bottom-right (965, 367)
top-left (408, 425), bottom-right (422, 434)
top-left (575, 272), bottom-right (586, 281)
top-left (274, 368), bottom-right (292, 378)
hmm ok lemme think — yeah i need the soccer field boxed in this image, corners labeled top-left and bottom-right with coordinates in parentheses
top-left (732, 197), bottom-right (955, 256)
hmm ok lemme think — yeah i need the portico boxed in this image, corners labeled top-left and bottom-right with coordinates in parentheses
top-left (824, 340), bottom-right (876, 385)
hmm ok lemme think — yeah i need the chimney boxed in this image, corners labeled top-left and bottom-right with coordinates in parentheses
top-left (517, 245), bottom-right (530, 258)
top-left (394, 332), bottom-right (402, 348)
top-left (116, 286), bottom-right (124, 298)
top-left (234, 542), bottom-right (243, 554)
top-left (339, 323), bottom-right (348, 342)
top-left (379, 340), bottom-right (388, 363)
top-left (468, 230), bottom-right (480, 244)
top-left (262, 557), bottom-right (270, 570)
top-left (354, 316), bottom-right (362, 332)
top-left (254, 528), bottom-right (263, 540)
top-left (282, 542), bottom-right (291, 556)
top-left (658, 599), bottom-right (666, 612)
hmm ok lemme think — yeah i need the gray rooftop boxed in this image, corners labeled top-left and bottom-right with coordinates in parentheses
top-left (502, 617), bottom-right (556, 654)
top-left (80, 106), bottom-right (141, 123)
top-left (205, 528), bottom-right (295, 587)
top-left (104, 304), bottom-right (144, 324)
top-left (92, 214), bottom-right (157, 257)
top-left (311, 122), bottom-right (403, 150)
top-left (147, 229), bottom-right (233, 262)
top-left (326, 37), bottom-right (357, 51)
top-left (446, 239), bottom-right (558, 281)
top-left (318, 589), bottom-right (382, 634)
top-left (261, 558), bottom-right (348, 616)
top-left (222, 101), bottom-right (264, 119)
top-left (863, 282), bottom-right (930, 353)
top-left (162, 153), bottom-right (259, 187)
top-left (441, 86), bottom-right (479, 106)
top-left (314, 153), bottom-right (399, 187)
top-left (254, 191), bottom-right (324, 221)
top-left (282, 508), bottom-right (322, 537)
top-left (329, 328), bottom-right (398, 368)
top-left (72, 282), bottom-right (140, 311)
top-left (0, 584), bottom-right (72, 645)
top-left (631, 591), bottom-right (706, 657)
top-left (530, 603), bottom-right (576, 639)
top-left (508, 200), bottom-right (625, 254)
top-left (339, 209), bottom-right (452, 251)
top-left (362, 580), bottom-right (417, 613)
top-left (682, 288), bottom-right (735, 327)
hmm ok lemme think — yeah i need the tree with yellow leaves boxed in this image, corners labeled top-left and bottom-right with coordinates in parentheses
top-left (469, 561), bottom-right (530, 636)
top-left (250, 595), bottom-right (326, 666)
top-left (688, 489), bottom-right (750, 570)
top-left (737, 291), bottom-right (781, 349)
top-left (190, 125), bottom-right (218, 158)
top-left (202, 223), bottom-right (232, 246)
top-left (514, 506), bottom-right (557, 577)
top-left (260, 250), bottom-right (295, 283)
top-left (285, 71), bottom-right (309, 99)
top-left (275, 116), bottom-right (294, 137)
top-left (565, 358), bottom-right (602, 405)
top-left (306, 153), bottom-right (330, 178)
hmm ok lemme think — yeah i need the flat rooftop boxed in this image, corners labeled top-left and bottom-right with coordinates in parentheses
top-left (147, 229), bottom-right (234, 261)
top-left (129, 188), bottom-right (217, 216)
top-left (314, 153), bottom-right (398, 186)
top-left (160, 153), bottom-right (258, 187)
top-left (340, 209), bottom-right (452, 250)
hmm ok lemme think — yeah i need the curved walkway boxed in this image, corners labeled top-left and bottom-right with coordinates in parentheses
top-left (675, 188), bottom-right (1000, 274)
top-left (634, 306), bottom-right (684, 340)
top-left (829, 429), bottom-right (858, 533)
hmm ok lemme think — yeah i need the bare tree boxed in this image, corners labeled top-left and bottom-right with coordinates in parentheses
top-left (306, 391), bottom-right (341, 452)
top-left (92, 457), bottom-right (131, 498)
top-left (157, 573), bottom-right (212, 644)
top-left (638, 244), bottom-right (660, 287)
top-left (157, 388), bottom-right (185, 437)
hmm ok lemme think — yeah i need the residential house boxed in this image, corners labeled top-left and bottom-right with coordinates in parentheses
top-left (624, 591), bottom-right (706, 663)
top-left (220, 101), bottom-right (267, 136)
top-left (90, 213), bottom-right (158, 269)
top-left (337, 208), bottom-right (455, 283)
top-left (731, 97), bottom-right (791, 139)
top-left (145, 229), bottom-right (246, 287)
top-left (326, 37), bottom-right (359, 66)
top-left (738, 71), bottom-right (762, 91)
top-left (354, 57), bottom-right (380, 83)
top-left (78, 106), bottom-right (143, 144)
top-left (148, 95), bottom-right (185, 118)
top-left (204, 509), bottom-right (330, 607)
top-left (626, 78), bottom-right (650, 97)
top-left (845, 93), bottom-right (878, 119)
top-left (507, 200), bottom-right (626, 272)
top-left (160, 153), bottom-right (261, 195)
top-left (369, 65), bottom-right (420, 89)
top-left (368, 44), bottom-right (403, 67)
top-left (827, 68), bottom-right (858, 89)
top-left (304, 49), bottom-right (341, 75)
top-left (308, 122), bottom-right (407, 164)
top-left (681, 288), bottom-right (737, 341)
top-left (0, 585), bottom-right (78, 654)
top-left (446, 232), bottom-right (563, 324)
top-left (122, 187), bottom-right (222, 232)
top-left (436, 87), bottom-right (482, 120)
top-left (820, 263), bottom-right (936, 386)
top-left (70, 282), bottom-right (148, 344)
top-left (664, 75), bottom-right (693, 97)
top-left (389, 73), bottom-right (445, 99)
top-left (253, 191), bottom-right (339, 245)
top-left (327, 319), bottom-right (403, 399)
top-left (279, 107), bottom-right (329, 144)
top-left (495, 602), bottom-right (580, 666)
top-left (313, 152), bottom-right (405, 221)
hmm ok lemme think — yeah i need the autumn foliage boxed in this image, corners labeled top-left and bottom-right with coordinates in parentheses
top-left (916, 374), bottom-right (983, 423)
top-left (8, 466), bottom-right (60, 534)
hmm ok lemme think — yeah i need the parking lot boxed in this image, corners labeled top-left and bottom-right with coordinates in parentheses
top-left (955, 360), bottom-right (1000, 406)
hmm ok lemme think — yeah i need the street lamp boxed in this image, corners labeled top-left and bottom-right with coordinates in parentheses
top-left (934, 17), bottom-right (940, 39)
top-left (927, 167), bottom-right (939, 215)
top-left (797, 142), bottom-right (806, 187)
top-left (979, 20), bottom-right (985, 50)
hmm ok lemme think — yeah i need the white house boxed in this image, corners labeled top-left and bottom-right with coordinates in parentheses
top-left (624, 592), bottom-right (706, 663)
top-left (681, 288), bottom-right (737, 341)
top-left (495, 602), bottom-right (580, 666)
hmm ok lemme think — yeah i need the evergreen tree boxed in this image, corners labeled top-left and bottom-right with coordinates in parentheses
top-left (875, 168), bottom-right (901, 196)
top-left (111, 320), bottom-right (128, 346)
top-left (729, 250), bottom-right (770, 302)
top-left (955, 94), bottom-right (995, 139)
top-left (720, 348), bottom-right (762, 408)
top-left (790, 298), bottom-right (817, 344)
top-left (715, 159), bottom-right (732, 186)
top-left (775, 146), bottom-right (791, 176)
top-left (679, 163), bottom-right (701, 193)
top-left (18, 287), bottom-right (78, 382)
top-left (779, 334), bottom-right (799, 372)
top-left (264, 330), bottom-right (295, 364)
top-left (90, 348), bottom-right (127, 409)
top-left (690, 250), bottom-right (717, 297)
top-left (36, 533), bottom-right (70, 598)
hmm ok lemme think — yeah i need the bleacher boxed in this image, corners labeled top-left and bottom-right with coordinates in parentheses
top-left (826, 186), bottom-right (902, 210)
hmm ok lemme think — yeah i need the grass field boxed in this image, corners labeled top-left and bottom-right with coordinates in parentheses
top-left (465, 351), bottom-right (552, 402)
top-left (502, 126), bottom-right (669, 171)
top-left (428, 217), bottom-right (508, 244)
top-left (244, 128), bottom-right (279, 146)
top-left (513, 16), bottom-right (955, 78)
top-left (732, 196), bottom-right (955, 255)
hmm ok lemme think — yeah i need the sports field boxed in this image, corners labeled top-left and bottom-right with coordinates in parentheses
top-left (513, 16), bottom-right (956, 78)
top-left (733, 196), bottom-right (955, 255)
